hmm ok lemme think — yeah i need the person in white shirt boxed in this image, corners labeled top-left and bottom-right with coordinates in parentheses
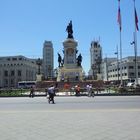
top-left (47, 85), bottom-right (55, 104)
top-left (87, 84), bottom-right (94, 97)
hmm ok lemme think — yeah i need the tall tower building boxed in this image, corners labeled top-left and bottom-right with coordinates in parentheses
top-left (43, 41), bottom-right (54, 79)
top-left (89, 40), bottom-right (102, 79)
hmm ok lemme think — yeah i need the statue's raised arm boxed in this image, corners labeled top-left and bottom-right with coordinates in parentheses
top-left (66, 20), bottom-right (74, 39)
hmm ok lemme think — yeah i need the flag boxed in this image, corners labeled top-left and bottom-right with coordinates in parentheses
top-left (135, 8), bottom-right (139, 31)
top-left (118, 7), bottom-right (121, 31)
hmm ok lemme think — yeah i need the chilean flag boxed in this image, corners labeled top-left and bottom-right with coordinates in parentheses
top-left (135, 8), bottom-right (139, 31)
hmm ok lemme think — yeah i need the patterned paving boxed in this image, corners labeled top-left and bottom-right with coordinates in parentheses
top-left (0, 97), bottom-right (140, 140)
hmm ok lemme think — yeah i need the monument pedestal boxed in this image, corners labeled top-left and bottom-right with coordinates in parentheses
top-left (36, 74), bottom-right (43, 82)
top-left (57, 66), bottom-right (84, 82)
top-left (97, 73), bottom-right (102, 80)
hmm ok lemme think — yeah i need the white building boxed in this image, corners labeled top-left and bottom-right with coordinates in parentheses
top-left (107, 56), bottom-right (140, 83)
top-left (0, 55), bottom-right (38, 88)
top-left (42, 41), bottom-right (54, 79)
top-left (101, 57), bottom-right (117, 81)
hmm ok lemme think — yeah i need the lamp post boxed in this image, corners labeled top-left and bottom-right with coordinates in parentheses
top-left (36, 58), bottom-right (42, 75)
top-left (115, 45), bottom-right (119, 84)
top-left (105, 57), bottom-right (108, 81)
top-left (131, 32), bottom-right (138, 85)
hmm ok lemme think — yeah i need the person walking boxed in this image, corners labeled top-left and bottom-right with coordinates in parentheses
top-left (47, 85), bottom-right (55, 104)
top-left (87, 84), bottom-right (94, 97)
top-left (29, 86), bottom-right (35, 98)
top-left (86, 84), bottom-right (90, 97)
top-left (75, 84), bottom-right (80, 96)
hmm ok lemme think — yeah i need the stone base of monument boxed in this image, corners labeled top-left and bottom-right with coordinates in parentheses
top-left (36, 74), bottom-right (43, 82)
top-left (97, 73), bottom-right (102, 80)
top-left (57, 66), bottom-right (84, 82)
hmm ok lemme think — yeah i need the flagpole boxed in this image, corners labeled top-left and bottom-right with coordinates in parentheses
top-left (133, 0), bottom-right (138, 85)
top-left (120, 27), bottom-right (123, 86)
top-left (133, 32), bottom-right (138, 85)
top-left (116, 45), bottom-right (119, 82)
top-left (115, 45), bottom-right (119, 83)
top-left (118, 0), bottom-right (123, 86)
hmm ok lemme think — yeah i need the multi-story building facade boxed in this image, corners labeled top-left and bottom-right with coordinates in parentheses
top-left (101, 57), bottom-right (117, 81)
top-left (0, 55), bottom-right (38, 88)
top-left (89, 40), bottom-right (102, 79)
top-left (107, 56), bottom-right (140, 83)
top-left (42, 41), bottom-right (54, 79)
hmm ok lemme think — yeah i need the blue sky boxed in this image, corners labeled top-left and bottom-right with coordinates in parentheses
top-left (0, 0), bottom-right (139, 74)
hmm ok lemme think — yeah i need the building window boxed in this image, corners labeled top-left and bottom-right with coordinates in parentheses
top-left (12, 58), bottom-right (17, 61)
top-left (4, 79), bottom-right (8, 87)
top-left (4, 70), bottom-right (8, 77)
top-left (11, 70), bottom-right (15, 76)
top-left (19, 57), bottom-right (23, 60)
top-left (129, 72), bottom-right (134, 76)
top-left (11, 79), bottom-right (14, 85)
top-left (129, 66), bottom-right (134, 69)
top-left (18, 70), bottom-right (22, 76)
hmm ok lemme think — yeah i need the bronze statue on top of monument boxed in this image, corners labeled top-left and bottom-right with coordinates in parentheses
top-left (66, 20), bottom-right (74, 39)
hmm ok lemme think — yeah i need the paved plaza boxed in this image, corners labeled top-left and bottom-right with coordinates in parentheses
top-left (0, 96), bottom-right (140, 140)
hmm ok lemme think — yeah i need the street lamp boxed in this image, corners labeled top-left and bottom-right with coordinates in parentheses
top-left (36, 58), bottom-right (42, 75)
top-left (131, 32), bottom-right (138, 85)
top-left (114, 45), bottom-right (119, 84)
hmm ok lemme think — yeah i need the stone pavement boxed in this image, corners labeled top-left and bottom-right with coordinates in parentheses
top-left (0, 96), bottom-right (140, 140)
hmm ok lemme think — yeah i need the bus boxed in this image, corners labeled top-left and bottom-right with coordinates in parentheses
top-left (18, 81), bottom-right (36, 89)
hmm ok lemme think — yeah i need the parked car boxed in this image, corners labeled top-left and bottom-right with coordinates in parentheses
top-left (126, 82), bottom-right (134, 87)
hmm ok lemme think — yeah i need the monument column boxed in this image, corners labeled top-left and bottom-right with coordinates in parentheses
top-left (63, 39), bottom-right (78, 67)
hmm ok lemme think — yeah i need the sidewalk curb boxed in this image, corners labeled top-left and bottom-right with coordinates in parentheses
top-left (0, 93), bottom-right (140, 98)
